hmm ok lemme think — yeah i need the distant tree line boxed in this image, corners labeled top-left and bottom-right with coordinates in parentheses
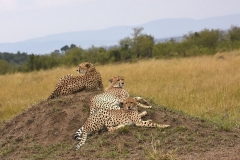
top-left (0, 51), bottom-right (28, 74)
top-left (1, 26), bottom-right (240, 75)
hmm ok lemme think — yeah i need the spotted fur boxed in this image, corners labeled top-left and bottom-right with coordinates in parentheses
top-left (73, 97), bottom-right (170, 150)
top-left (90, 76), bottom-right (151, 115)
top-left (47, 62), bottom-right (103, 100)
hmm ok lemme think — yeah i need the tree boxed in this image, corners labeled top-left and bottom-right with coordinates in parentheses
top-left (132, 27), bottom-right (144, 39)
top-left (119, 27), bottom-right (155, 59)
top-left (0, 60), bottom-right (10, 74)
top-left (131, 27), bottom-right (144, 58)
top-left (60, 45), bottom-right (70, 53)
top-left (119, 37), bottom-right (132, 60)
top-left (228, 26), bottom-right (240, 42)
top-left (26, 54), bottom-right (35, 71)
top-left (181, 29), bottom-right (225, 55)
top-left (153, 41), bottom-right (175, 58)
top-left (96, 47), bottom-right (109, 64)
top-left (63, 47), bottom-right (84, 66)
top-left (108, 48), bottom-right (121, 62)
top-left (70, 44), bottom-right (77, 49)
top-left (119, 37), bottom-right (132, 49)
top-left (137, 34), bottom-right (154, 57)
top-left (54, 50), bottom-right (60, 54)
top-left (198, 29), bottom-right (223, 48)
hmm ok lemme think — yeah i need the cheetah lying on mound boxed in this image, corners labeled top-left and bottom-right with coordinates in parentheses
top-left (47, 62), bottom-right (103, 100)
top-left (105, 76), bottom-right (152, 110)
top-left (90, 75), bottom-right (152, 115)
top-left (73, 97), bottom-right (170, 150)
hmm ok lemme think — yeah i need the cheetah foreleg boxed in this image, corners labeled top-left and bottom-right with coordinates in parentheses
top-left (138, 111), bottom-right (147, 117)
top-left (106, 124), bottom-right (126, 132)
top-left (146, 119), bottom-right (152, 122)
top-left (137, 102), bottom-right (152, 109)
top-left (134, 97), bottom-right (152, 109)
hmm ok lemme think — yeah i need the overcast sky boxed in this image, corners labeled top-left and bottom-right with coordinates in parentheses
top-left (0, 0), bottom-right (240, 43)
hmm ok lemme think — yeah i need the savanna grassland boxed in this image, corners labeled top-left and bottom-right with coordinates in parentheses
top-left (1, 50), bottom-right (240, 160)
top-left (0, 50), bottom-right (240, 130)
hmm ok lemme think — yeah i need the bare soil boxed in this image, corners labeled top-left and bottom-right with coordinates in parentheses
top-left (0, 90), bottom-right (240, 160)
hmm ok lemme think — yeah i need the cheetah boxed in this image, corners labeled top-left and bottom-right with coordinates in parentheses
top-left (73, 97), bottom-right (170, 150)
top-left (47, 62), bottom-right (103, 100)
top-left (89, 75), bottom-right (151, 115)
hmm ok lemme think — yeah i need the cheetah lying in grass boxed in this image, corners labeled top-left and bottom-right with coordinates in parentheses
top-left (73, 97), bottom-right (170, 150)
top-left (47, 62), bottom-right (103, 100)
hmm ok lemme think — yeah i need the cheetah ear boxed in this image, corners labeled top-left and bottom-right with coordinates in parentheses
top-left (119, 102), bottom-right (124, 108)
top-left (85, 63), bottom-right (91, 68)
top-left (76, 66), bottom-right (80, 72)
top-left (109, 78), bottom-right (113, 83)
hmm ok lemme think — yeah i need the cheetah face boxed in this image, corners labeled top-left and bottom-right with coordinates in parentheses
top-left (76, 62), bottom-right (94, 74)
top-left (123, 98), bottom-right (138, 111)
top-left (109, 76), bottom-right (125, 88)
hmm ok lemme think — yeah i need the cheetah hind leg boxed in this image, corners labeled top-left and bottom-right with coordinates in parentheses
top-left (134, 97), bottom-right (152, 109)
top-left (136, 120), bottom-right (170, 128)
top-left (157, 124), bottom-right (170, 128)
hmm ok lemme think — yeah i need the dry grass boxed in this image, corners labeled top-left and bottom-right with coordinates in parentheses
top-left (0, 67), bottom-right (72, 123)
top-left (1, 50), bottom-right (240, 128)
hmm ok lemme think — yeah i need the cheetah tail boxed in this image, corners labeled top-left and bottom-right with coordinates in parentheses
top-left (73, 126), bottom-right (84, 140)
top-left (73, 127), bottom-right (88, 151)
top-left (47, 91), bottom-right (56, 100)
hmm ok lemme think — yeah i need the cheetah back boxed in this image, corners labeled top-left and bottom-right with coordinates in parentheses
top-left (47, 62), bottom-right (103, 100)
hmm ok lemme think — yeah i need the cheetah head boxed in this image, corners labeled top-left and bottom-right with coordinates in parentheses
top-left (109, 76), bottom-right (125, 88)
top-left (76, 62), bottom-right (96, 74)
top-left (123, 97), bottom-right (138, 111)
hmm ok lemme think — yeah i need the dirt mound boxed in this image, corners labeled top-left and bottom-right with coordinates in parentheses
top-left (0, 91), bottom-right (240, 160)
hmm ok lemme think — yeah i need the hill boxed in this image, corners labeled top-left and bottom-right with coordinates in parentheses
top-left (0, 90), bottom-right (240, 159)
top-left (0, 14), bottom-right (240, 54)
